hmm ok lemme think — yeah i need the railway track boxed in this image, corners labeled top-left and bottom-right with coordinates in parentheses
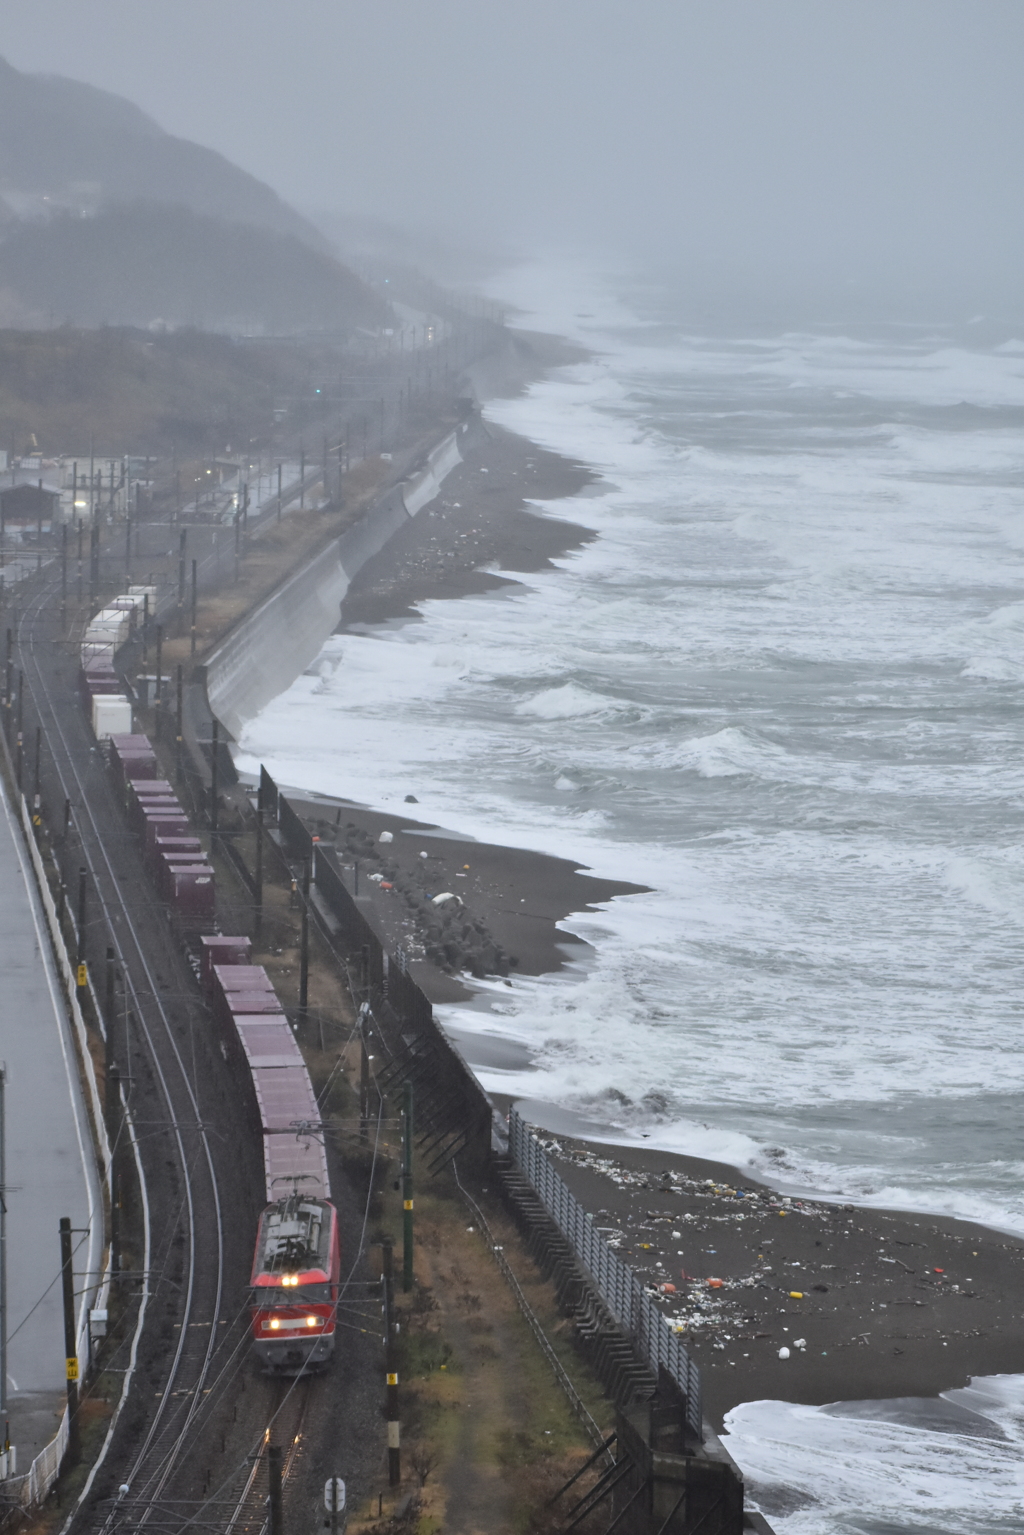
top-left (224, 1377), bottom-right (317, 1535)
top-left (14, 569), bottom-right (235, 1530)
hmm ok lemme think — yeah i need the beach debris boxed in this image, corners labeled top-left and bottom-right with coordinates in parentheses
top-left (380, 881), bottom-right (394, 890)
top-left (404, 794), bottom-right (418, 803)
top-left (778, 1347), bottom-right (791, 1359)
top-left (793, 1338), bottom-right (807, 1350)
top-left (658, 1283), bottom-right (677, 1295)
top-left (432, 891), bottom-right (462, 907)
top-left (789, 1291), bottom-right (805, 1299)
top-left (379, 830), bottom-right (394, 843)
top-left (419, 851), bottom-right (429, 858)
top-left (707, 1278), bottom-right (723, 1289)
top-left (368, 872), bottom-right (385, 883)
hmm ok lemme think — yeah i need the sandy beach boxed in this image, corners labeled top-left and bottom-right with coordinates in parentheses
top-left (311, 380), bottom-right (1024, 1429)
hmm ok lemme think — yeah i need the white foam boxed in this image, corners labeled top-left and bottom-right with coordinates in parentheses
top-left (241, 262), bottom-right (1024, 1239)
top-left (723, 1376), bottom-right (1024, 1533)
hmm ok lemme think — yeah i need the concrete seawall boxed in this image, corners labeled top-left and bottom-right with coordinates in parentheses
top-left (205, 422), bottom-right (474, 740)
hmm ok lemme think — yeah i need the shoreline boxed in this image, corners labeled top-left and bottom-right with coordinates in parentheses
top-left (257, 331), bottom-right (1024, 1428)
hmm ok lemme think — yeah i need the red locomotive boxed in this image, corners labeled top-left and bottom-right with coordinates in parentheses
top-left (249, 1194), bottom-right (340, 1372)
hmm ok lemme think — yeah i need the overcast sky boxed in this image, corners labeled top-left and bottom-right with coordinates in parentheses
top-left (2, 1), bottom-right (1022, 315)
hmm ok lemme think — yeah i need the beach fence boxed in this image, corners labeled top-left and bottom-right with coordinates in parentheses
top-left (508, 1108), bottom-right (703, 1441)
top-left (261, 770), bottom-right (493, 1169)
top-left (259, 771), bottom-right (708, 1445)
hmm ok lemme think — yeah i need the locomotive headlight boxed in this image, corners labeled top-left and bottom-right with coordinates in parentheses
top-left (305, 1316), bottom-right (317, 1327)
top-left (269, 1318), bottom-right (281, 1330)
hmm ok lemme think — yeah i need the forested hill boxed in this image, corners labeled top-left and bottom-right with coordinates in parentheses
top-left (0, 203), bottom-right (389, 334)
top-left (0, 54), bottom-right (319, 245)
top-left (0, 55), bottom-right (387, 335)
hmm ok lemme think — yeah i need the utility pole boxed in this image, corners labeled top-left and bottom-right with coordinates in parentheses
top-left (277, 462), bottom-right (282, 522)
top-left (359, 1005), bottom-right (370, 1142)
top-left (154, 625), bottom-right (163, 731)
top-left (254, 776), bottom-right (264, 945)
top-left (402, 1081), bottom-right (414, 1292)
top-left (177, 530), bottom-right (186, 627)
top-left (104, 948), bottom-right (116, 1076)
top-left (76, 868), bottom-right (87, 993)
top-left (59, 1217), bottom-right (80, 1464)
top-left (175, 665), bottom-right (184, 785)
top-left (14, 673), bottom-right (22, 794)
top-left (190, 559), bottom-right (197, 659)
top-left (299, 445), bottom-right (305, 509)
top-left (0, 1066), bottom-right (7, 1439)
top-left (298, 858), bottom-right (310, 1026)
top-left (210, 719), bottom-right (219, 844)
top-left (108, 1066), bottom-right (120, 1275)
top-left (382, 1240), bottom-right (400, 1485)
top-left (33, 726), bottom-right (41, 821)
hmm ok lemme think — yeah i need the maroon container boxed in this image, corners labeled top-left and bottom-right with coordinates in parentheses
top-left (135, 801), bottom-right (182, 840)
top-left (169, 866), bottom-right (215, 926)
top-left (111, 748), bottom-right (159, 791)
top-left (131, 796), bottom-right (181, 836)
top-left (143, 812), bottom-right (191, 854)
top-left (154, 835), bottom-right (202, 857)
top-left (211, 962), bottom-right (277, 1036)
top-left (213, 964), bottom-right (275, 993)
top-left (158, 854), bottom-right (211, 901)
top-left (131, 779), bottom-right (175, 799)
top-left (200, 936), bottom-right (252, 995)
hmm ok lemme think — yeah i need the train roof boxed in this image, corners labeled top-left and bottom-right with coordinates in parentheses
top-left (253, 1195), bottom-right (334, 1279)
top-left (235, 1016), bottom-right (304, 1070)
top-left (251, 1061), bottom-right (330, 1201)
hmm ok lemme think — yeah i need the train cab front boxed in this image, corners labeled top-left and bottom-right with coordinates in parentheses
top-left (250, 1196), bottom-right (340, 1373)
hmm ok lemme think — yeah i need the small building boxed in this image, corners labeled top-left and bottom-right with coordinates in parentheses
top-left (0, 478), bottom-right (61, 540)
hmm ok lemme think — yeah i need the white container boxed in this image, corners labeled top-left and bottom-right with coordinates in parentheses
top-left (92, 695), bottom-right (133, 740)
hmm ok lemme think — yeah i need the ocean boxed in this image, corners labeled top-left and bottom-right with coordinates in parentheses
top-left (237, 261), bottom-right (1024, 1530)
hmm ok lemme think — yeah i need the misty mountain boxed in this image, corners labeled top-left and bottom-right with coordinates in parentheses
top-left (0, 53), bottom-right (322, 246)
top-left (0, 54), bottom-right (391, 335)
top-left (0, 203), bottom-right (390, 334)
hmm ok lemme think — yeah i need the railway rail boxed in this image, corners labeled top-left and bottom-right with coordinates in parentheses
top-left (13, 566), bottom-right (234, 1529)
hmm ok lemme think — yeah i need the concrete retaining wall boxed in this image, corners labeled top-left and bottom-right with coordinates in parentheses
top-left (205, 425), bottom-right (467, 739)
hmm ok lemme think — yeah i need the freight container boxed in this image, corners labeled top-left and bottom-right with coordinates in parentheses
top-left (157, 853), bottom-right (211, 901)
top-left (201, 936), bottom-right (252, 994)
top-left (154, 835), bottom-right (203, 859)
top-left (132, 796), bottom-right (181, 832)
top-left (117, 752), bottom-right (159, 786)
top-left (169, 866), bottom-right (215, 926)
top-left (92, 695), bottom-right (133, 740)
top-left (143, 812), bottom-right (191, 853)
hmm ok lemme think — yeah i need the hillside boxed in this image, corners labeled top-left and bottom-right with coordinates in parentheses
top-left (0, 54), bottom-right (321, 246)
top-left (0, 326), bottom-right (343, 456)
top-left (0, 203), bottom-right (390, 334)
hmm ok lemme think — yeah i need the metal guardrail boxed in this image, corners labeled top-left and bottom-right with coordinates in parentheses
top-left (508, 1109), bottom-right (702, 1440)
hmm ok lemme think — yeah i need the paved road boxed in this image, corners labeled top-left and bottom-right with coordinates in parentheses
top-left (0, 777), bottom-right (103, 1463)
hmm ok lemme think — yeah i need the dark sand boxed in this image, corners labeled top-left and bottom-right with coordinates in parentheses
top-left (545, 1136), bottom-right (1024, 1428)
top-left (340, 419), bottom-right (598, 629)
top-left (314, 379), bottom-right (1024, 1429)
top-left (292, 798), bottom-right (645, 1005)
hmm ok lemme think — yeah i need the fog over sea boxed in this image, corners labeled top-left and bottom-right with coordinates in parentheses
top-left (239, 262), bottom-right (1024, 1530)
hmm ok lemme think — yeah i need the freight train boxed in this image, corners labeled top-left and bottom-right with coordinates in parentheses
top-left (82, 610), bottom-right (337, 1373)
